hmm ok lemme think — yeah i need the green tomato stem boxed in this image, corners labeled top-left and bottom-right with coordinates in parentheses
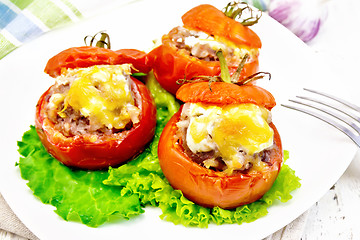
top-left (216, 50), bottom-right (231, 83)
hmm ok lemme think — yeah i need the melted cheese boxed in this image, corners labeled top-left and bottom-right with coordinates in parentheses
top-left (185, 103), bottom-right (273, 171)
top-left (186, 104), bottom-right (221, 153)
top-left (57, 64), bottom-right (140, 130)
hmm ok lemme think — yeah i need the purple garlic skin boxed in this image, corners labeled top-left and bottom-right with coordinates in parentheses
top-left (268, 0), bottom-right (329, 42)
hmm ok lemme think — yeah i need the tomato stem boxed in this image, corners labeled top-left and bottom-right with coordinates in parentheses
top-left (230, 53), bottom-right (248, 83)
top-left (238, 71), bottom-right (271, 85)
top-left (216, 49), bottom-right (231, 83)
top-left (223, 1), bottom-right (262, 26)
top-left (176, 50), bottom-right (270, 90)
top-left (84, 31), bottom-right (111, 49)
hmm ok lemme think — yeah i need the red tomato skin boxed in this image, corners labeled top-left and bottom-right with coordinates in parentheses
top-left (114, 49), bottom-right (151, 73)
top-left (182, 4), bottom-right (262, 48)
top-left (148, 43), bottom-right (259, 96)
top-left (176, 82), bottom-right (276, 110)
top-left (35, 78), bottom-right (157, 170)
top-left (158, 108), bottom-right (283, 209)
top-left (44, 46), bottom-right (151, 78)
top-left (147, 4), bottom-right (261, 95)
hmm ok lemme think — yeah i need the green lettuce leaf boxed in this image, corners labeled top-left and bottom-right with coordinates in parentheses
top-left (17, 72), bottom-right (300, 228)
top-left (18, 126), bottom-right (144, 227)
top-left (104, 73), bottom-right (301, 227)
top-left (104, 119), bottom-right (301, 227)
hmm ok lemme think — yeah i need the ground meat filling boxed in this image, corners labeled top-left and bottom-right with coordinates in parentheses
top-left (44, 65), bottom-right (140, 137)
top-left (45, 84), bottom-right (134, 137)
top-left (46, 85), bottom-right (134, 137)
top-left (166, 26), bottom-right (257, 66)
top-left (177, 125), bottom-right (273, 174)
top-left (176, 103), bottom-right (274, 174)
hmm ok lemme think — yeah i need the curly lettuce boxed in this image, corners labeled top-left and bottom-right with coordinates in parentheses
top-left (18, 126), bottom-right (144, 227)
top-left (17, 72), bottom-right (301, 228)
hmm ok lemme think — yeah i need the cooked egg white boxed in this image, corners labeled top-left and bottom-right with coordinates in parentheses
top-left (50, 64), bottom-right (140, 130)
top-left (181, 102), bottom-right (274, 171)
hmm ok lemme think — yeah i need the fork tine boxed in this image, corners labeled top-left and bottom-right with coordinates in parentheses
top-left (304, 88), bottom-right (360, 112)
top-left (296, 95), bottom-right (360, 123)
top-left (281, 103), bottom-right (360, 147)
top-left (282, 88), bottom-right (360, 148)
top-left (288, 98), bottom-right (360, 133)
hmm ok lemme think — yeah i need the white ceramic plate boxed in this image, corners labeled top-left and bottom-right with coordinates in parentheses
top-left (0, 0), bottom-right (358, 239)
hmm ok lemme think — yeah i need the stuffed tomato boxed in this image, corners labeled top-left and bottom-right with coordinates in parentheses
top-left (35, 46), bottom-right (156, 170)
top-left (148, 4), bottom-right (261, 95)
top-left (158, 82), bottom-right (282, 209)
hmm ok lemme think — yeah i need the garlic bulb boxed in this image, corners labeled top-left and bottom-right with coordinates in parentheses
top-left (268, 0), bottom-right (329, 42)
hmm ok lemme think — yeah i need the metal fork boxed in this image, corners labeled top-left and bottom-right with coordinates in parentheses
top-left (281, 88), bottom-right (360, 148)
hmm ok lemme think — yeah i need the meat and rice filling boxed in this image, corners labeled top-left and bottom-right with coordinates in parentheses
top-left (45, 64), bottom-right (141, 137)
top-left (166, 26), bottom-right (259, 66)
top-left (176, 102), bottom-right (275, 175)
